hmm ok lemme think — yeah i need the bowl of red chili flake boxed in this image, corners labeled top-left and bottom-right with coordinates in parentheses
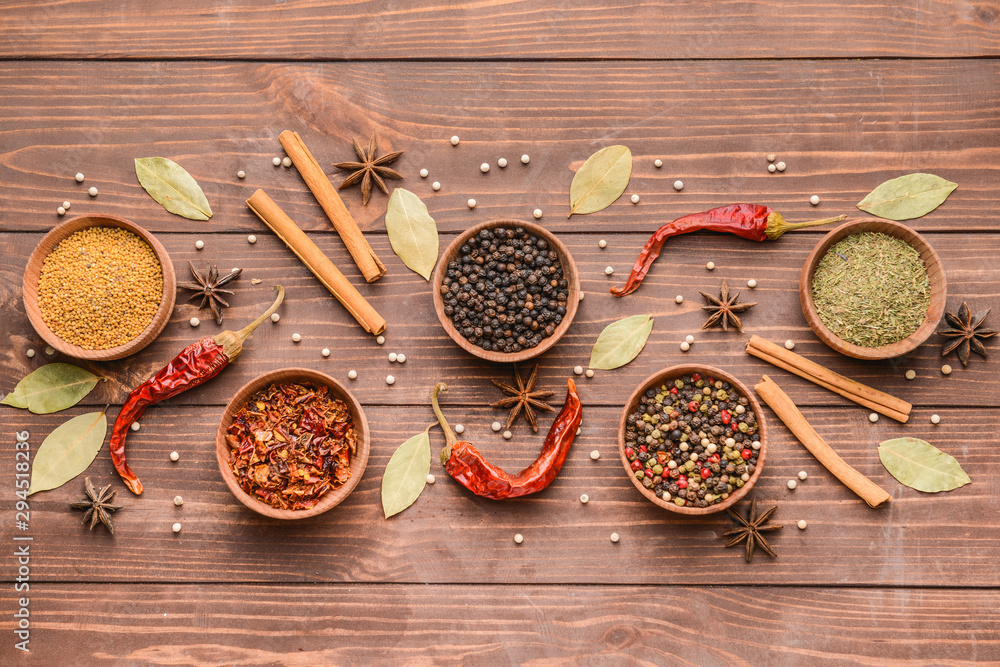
top-left (215, 368), bottom-right (370, 520)
top-left (618, 365), bottom-right (768, 516)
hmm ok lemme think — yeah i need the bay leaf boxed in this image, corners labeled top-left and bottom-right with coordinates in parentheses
top-left (1, 363), bottom-right (104, 414)
top-left (385, 188), bottom-right (439, 280)
top-left (28, 410), bottom-right (108, 496)
top-left (589, 314), bottom-right (653, 370)
top-left (134, 157), bottom-right (213, 221)
top-left (878, 437), bottom-right (971, 493)
top-left (381, 429), bottom-right (431, 518)
top-left (856, 173), bottom-right (957, 221)
top-left (568, 145), bottom-right (632, 217)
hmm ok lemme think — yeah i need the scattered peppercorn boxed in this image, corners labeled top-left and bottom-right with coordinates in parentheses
top-left (590, 450), bottom-right (600, 460)
top-left (426, 474), bottom-right (436, 484)
top-left (480, 163), bottom-right (490, 173)
top-left (282, 157), bottom-right (292, 168)
top-left (432, 181), bottom-right (441, 191)
top-left (450, 136), bottom-right (460, 146)
top-left (272, 157), bottom-right (282, 166)
top-left (706, 261), bottom-right (715, 271)
top-left (869, 413), bottom-right (879, 423)
top-left (420, 168), bottom-right (429, 178)
top-left (931, 414), bottom-right (941, 424)
top-left (37, 227), bottom-right (163, 350)
top-left (787, 479), bottom-right (797, 490)
top-left (905, 370), bottom-right (916, 380)
top-left (173, 496), bottom-right (184, 506)
top-left (172, 522), bottom-right (182, 533)
top-left (610, 533), bottom-right (620, 543)
top-left (521, 154), bottom-right (530, 164)
top-left (673, 180), bottom-right (684, 191)
top-left (675, 295), bottom-right (684, 304)
top-left (514, 533), bottom-right (523, 543)
top-left (747, 279), bottom-right (757, 288)
top-left (237, 170), bottom-right (246, 179)
top-left (798, 471), bottom-right (808, 481)
top-left (292, 333), bottom-right (301, 342)
top-left (348, 370), bottom-right (357, 379)
top-left (631, 194), bottom-right (640, 204)
top-left (130, 422), bottom-right (140, 432)
top-left (533, 209), bottom-right (543, 219)
top-left (810, 195), bottom-right (820, 206)
top-left (75, 172), bottom-right (85, 182)
top-left (88, 187), bottom-right (98, 197)
top-left (441, 225), bottom-right (569, 354)
top-left (498, 158), bottom-right (508, 168)
top-left (654, 159), bottom-right (663, 168)
top-left (797, 520), bottom-right (807, 530)
top-left (580, 493), bottom-right (589, 503)
top-left (768, 164), bottom-right (776, 173)
top-left (941, 364), bottom-right (952, 375)
top-left (169, 451), bottom-right (179, 462)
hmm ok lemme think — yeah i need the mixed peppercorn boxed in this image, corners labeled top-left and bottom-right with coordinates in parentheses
top-left (440, 226), bottom-right (569, 353)
top-left (623, 373), bottom-right (760, 508)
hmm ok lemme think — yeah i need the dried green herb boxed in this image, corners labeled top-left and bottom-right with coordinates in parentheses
top-left (589, 314), bottom-right (653, 370)
top-left (2, 364), bottom-right (104, 414)
top-left (28, 410), bottom-right (108, 496)
top-left (385, 188), bottom-right (439, 280)
top-left (879, 437), bottom-right (970, 493)
top-left (134, 157), bottom-right (213, 221)
top-left (568, 145), bottom-right (632, 217)
top-left (381, 427), bottom-right (432, 518)
top-left (857, 173), bottom-right (957, 221)
top-left (811, 232), bottom-right (930, 348)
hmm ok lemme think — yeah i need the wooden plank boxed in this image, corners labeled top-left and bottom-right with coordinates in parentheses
top-left (3, 404), bottom-right (994, 586)
top-left (2, 583), bottom-right (998, 664)
top-left (2, 1), bottom-right (998, 60)
top-left (0, 61), bottom-right (997, 235)
top-left (4, 231), bottom-right (998, 408)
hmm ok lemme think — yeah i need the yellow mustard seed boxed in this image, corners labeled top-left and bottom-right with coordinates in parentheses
top-left (37, 227), bottom-right (163, 349)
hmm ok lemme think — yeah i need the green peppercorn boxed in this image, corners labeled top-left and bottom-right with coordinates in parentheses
top-left (652, 464), bottom-right (663, 475)
top-left (635, 470), bottom-right (644, 479)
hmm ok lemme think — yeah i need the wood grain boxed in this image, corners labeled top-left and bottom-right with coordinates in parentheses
top-left (4, 232), bottom-right (998, 409)
top-left (0, 61), bottom-right (997, 235)
top-left (2, 1), bottom-right (998, 60)
top-left (2, 584), bottom-right (998, 665)
top-left (3, 404), bottom-right (995, 586)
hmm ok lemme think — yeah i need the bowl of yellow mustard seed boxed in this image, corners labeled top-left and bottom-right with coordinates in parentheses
top-left (23, 215), bottom-right (175, 360)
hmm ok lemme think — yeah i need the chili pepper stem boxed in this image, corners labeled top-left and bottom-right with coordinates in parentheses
top-left (431, 382), bottom-right (458, 464)
top-left (213, 286), bottom-right (284, 362)
top-left (765, 213), bottom-right (846, 240)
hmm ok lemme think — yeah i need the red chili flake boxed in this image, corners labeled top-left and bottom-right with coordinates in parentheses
top-left (708, 454), bottom-right (721, 464)
top-left (669, 387), bottom-right (678, 395)
top-left (700, 468), bottom-right (712, 479)
top-left (732, 422), bottom-right (740, 431)
top-left (225, 382), bottom-right (356, 511)
top-left (720, 410), bottom-right (731, 424)
top-left (639, 445), bottom-right (648, 453)
top-left (741, 449), bottom-right (752, 460)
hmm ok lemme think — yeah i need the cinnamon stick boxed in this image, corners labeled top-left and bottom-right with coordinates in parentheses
top-left (746, 335), bottom-right (911, 423)
top-left (246, 189), bottom-right (386, 335)
top-left (755, 375), bottom-right (891, 508)
top-left (279, 130), bottom-right (386, 283)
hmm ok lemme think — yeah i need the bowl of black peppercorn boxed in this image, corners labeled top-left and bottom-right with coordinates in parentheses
top-left (618, 365), bottom-right (768, 516)
top-left (432, 219), bottom-right (581, 363)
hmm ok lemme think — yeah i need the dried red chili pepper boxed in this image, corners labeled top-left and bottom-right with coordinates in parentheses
top-left (610, 205), bottom-right (846, 297)
top-left (225, 381), bottom-right (355, 511)
top-left (431, 379), bottom-right (581, 499)
top-left (110, 286), bottom-right (284, 495)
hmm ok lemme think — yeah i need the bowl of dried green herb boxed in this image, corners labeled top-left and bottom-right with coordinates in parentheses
top-left (215, 368), bottom-right (370, 520)
top-left (799, 218), bottom-right (947, 360)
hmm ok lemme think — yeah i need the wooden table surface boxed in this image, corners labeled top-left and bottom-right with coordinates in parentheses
top-left (2, 2), bottom-right (999, 665)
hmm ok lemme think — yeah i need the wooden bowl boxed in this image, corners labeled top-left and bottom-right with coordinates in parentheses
top-left (431, 219), bottom-right (580, 364)
top-left (22, 214), bottom-right (176, 361)
top-left (618, 365), bottom-right (768, 516)
top-left (799, 218), bottom-right (947, 360)
top-left (215, 368), bottom-right (370, 520)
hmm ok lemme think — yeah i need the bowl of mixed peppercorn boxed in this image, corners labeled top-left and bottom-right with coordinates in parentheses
top-left (618, 365), bottom-right (768, 515)
top-left (215, 368), bottom-right (370, 520)
top-left (432, 220), bottom-right (580, 363)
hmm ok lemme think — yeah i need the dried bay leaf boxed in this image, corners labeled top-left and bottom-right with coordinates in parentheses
top-left (381, 428), bottom-right (431, 518)
top-left (856, 173), bottom-right (957, 221)
top-left (2, 364), bottom-right (104, 414)
top-left (385, 188), bottom-right (439, 280)
top-left (589, 314), bottom-right (653, 370)
top-left (134, 157), bottom-right (213, 221)
top-left (878, 437), bottom-right (970, 493)
top-left (28, 410), bottom-right (108, 496)
top-left (568, 145), bottom-right (632, 217)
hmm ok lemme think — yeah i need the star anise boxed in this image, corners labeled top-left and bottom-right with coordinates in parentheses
top-left (937, 301), bottom-right (997, 367)
top-left (699, 278), bottom-right (757, 333)
top-left (177, 262), bottom-right (241, 324)
top-left (333, 134), bottom-right (403, 205)
top-left (491, 364), bottom-right (556, 432)
top-left (723, 497), bottom-right (782, 563)
top-left (70, 477), bottom-right (122, 535)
